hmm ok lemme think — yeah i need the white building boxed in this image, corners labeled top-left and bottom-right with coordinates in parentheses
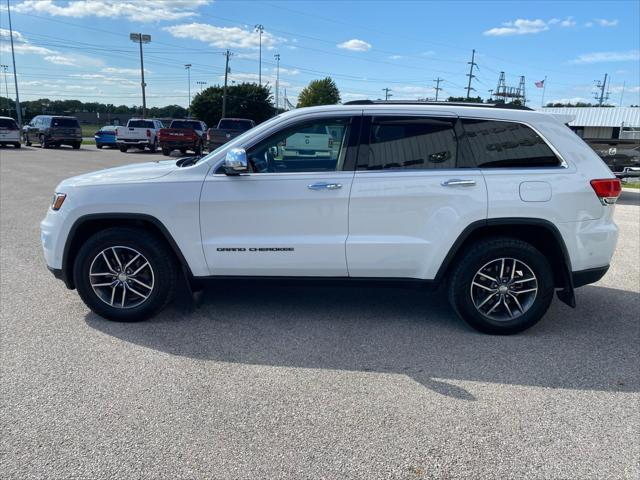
top-left (539, 107), bottom-right (640, 140)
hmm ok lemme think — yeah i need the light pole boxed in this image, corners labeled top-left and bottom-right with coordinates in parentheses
top-left (1, 65), bottom-right (9, 115)
top-left (254, 24), bottom-right (264, 86)
top-left (184, 64), bottom-right (192, 117)
top-left (6, 0), bottom-right (22, 126)
top-left (274, 53), bottom-right (280, 111)
top-left (130, 33), bottom-right (151, 118)
top-left (196, 81), bottom-right (207, 93)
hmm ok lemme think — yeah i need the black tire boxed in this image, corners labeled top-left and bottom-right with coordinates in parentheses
top-left (161, 147), bottom-right (171, 156)
top-left (39, 135), bottom-right (48, 148)
top-left (179, 148), bottom-right (187, 155)
top-left (14, 143), bottom-right (21, 148)
top-left (149, 139), bottom-right (157, 153)
top-left (72, 142), bottom-right (81, 150)
top-left (119, 145), bottom-right (129, 153)
top-left (96, 144), bottom-right (103, 149)
top-left (74, 227), bottom-right (177, 322)
top-left (448, 237), bottom-right (554, 335)
top-left (194, 143), bottom-right (202, 156)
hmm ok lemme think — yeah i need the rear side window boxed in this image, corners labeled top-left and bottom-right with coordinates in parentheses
top-left (461, 119), bottom-right (560, 168)
top-left (365, 117), bottom-right (458, 170)
top-left (171, 120), bottom-right (203, 130)
top-left (128, 120), bottom-right (154, 128)
top-left (218, 119), bottom-right (253, 131)
top-left (0, 118), bottom-right (18, 129)
top-left (52, 117), bottom-right (80, 128)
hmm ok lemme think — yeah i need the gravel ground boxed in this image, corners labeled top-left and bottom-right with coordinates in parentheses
top-left (1, 145), bottom-right (639, 479)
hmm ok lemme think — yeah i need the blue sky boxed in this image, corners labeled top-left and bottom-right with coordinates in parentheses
top-left (1, 0), bottom-right (639, 108)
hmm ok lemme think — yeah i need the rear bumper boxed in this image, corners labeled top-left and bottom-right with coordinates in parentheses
top-left (572, 266), bottom-right (609, 288)
top-left (160, 141), bottom-right (196, 149)
top-left (118, 139), bottom-right (151, 145)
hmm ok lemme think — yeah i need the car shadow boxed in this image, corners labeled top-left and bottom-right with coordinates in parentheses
top-left (85, 283), bottom-right (639, 400)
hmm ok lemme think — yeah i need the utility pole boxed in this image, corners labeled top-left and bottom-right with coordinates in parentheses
top-left (130, 33), bottom-right (151, 118)
top-left (254, 24), bottom-right (264, 86)
top-left (594, 73), bottom-right (609, 106)
top-left (6, 0), bottom-right (22, 126)
top-left (433, 77), bottom-right (443, 101)
top-left (222, 50), bottom-right (233, 119)
top-left (619, 80), bottom-right (626, 106)
top-left (488, 89), bottom-right (494, 101)
top-left (1, 65), bottom-right (9, 114)
top-left (184, 64), bottom-right (192, 117)
top-left (465, 49), bottom-right (477, 100)
top-left (274, 53), bottom-right (280, 111)
top-left (382, 87), bottom-right (392, 100)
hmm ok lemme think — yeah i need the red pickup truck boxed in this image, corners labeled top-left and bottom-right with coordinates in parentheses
top-left (158, 119), bottom-right (207, 156)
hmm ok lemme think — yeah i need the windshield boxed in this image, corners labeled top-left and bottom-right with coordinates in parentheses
top-left (128, 120), bottom-right (155, 128)
top-left (52, 117), bottom-right (80, 128)
top-left (218, 119), bottom-right (253, 131)
top-left (0, 118), bottom-right (18, 129)
top-left (171, 120), bottom-right (202, 130)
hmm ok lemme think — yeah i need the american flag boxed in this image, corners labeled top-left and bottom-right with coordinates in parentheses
top-left (535, 80), bottom-right (545, 88)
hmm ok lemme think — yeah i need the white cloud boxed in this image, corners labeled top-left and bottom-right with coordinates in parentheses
top-left (14, 0), bottom-right (210, 23)
top-left (420, 50), bottom-right (436, 56)
top-left (44, 55), bottom-right (76, 65)
top-left (337, 39), bottom-right (372, 51)
top-left (224, 72), bottom-right (291, 88)
top-left (484, 19), bottom-right (549, 36)
top-left (277, 67), bottom-right (300, 75)
top-left (585, 22), bottom-right (594, 27)
top-left (595, 18), bottom-right (619, 27)
top-left (560, 17), bottom-right (576, 27)
top-left (0, 28), bottom-right (56, 56)
top-left (570, 50), bottom-right (640, 64)
top-left (102, 67), bottom-right (150, 75)
top-left (164, 23), bottom-right (284, 49)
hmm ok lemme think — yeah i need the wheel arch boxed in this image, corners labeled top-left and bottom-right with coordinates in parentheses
top-left (435, 218), bottom-right (575, 307)
top-left (61, 213), bottom-right (192, 289)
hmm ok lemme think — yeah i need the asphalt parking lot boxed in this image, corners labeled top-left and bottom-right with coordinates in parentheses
top-left (1, 145), bottom-right (639, 479)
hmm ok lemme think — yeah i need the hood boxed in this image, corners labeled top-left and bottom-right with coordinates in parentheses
top-left (61, 160), bottom-right (177, 187)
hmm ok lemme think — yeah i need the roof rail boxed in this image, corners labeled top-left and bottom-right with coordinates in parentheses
top-left (343, 100), bottom-right (533, 111)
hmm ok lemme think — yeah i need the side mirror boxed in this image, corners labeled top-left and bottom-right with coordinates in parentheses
top-left (224, 148), bottom-right (249, 175)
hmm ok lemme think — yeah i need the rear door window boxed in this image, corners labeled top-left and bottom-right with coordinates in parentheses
top-left (363, 117), bottom-right (459, 170)
top-left (128, 120), bottom-right (155, 128)
top-left (460, 119), bottom-right (561, 168)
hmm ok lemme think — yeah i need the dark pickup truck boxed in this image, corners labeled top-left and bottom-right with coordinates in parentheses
top-left (206, 118), bottom-right (255, 151)
top-left (158, 119), bottom-right (207, 156)
top-left (586, 138), bottom-right (640, 179)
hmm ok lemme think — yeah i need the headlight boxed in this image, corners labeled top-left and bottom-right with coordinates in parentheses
top-left (51, 193), bottom-right (66, 211)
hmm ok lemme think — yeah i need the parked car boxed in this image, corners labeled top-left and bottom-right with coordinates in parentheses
top-left (115, 118), bottom-right (164, 152)
top-left (206, 118), bottom-right (255, 151)
top-left (0, 116), bottom-right (21, 148)
top-left (280, 123), bottom-right (333, 159)
top-left (41, 102), bottom-right (621, 335)
top-left (158, 119), bottom-right (207, 156)
top-left (94, 126), bottom-right (118, 149)
top-left (23, 115), bottom-right (82, 149)
top-left (585, 138), bottom-right (640, 179)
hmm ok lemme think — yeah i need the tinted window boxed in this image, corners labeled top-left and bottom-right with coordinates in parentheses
top-left (128, 120), bottom-right (155, 128)
top-left (218, 119), bottom-right (253, 131)
top-left (246, 118), bottom-right (351, 173)
top-left (100, 126), bottom-right (116, 132)
top-left (0, 118), bottom-right (18, 129)
top-left (171, 120), bottom-right (203, 130)
top-left (51, 117), bottom-right (80, 128)
top-left (461, 119), bottom-right (560, 168)
top-left (365, 117), bottom-right (458, 170)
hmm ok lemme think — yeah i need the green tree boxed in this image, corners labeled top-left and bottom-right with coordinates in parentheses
top-left (297, 77), bottom-right (341, 108)
top-left (190, 82), bottom-right (273, 127)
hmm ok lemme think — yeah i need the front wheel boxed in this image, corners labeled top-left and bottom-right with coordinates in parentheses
top-left (39, 135), bottom-right (48, 148)
top-left (448, 237), bottom-right (554, 335)
top-left (73, 227), bottom-right (177, 322)
top-left (96, 144), bottom-right (103, 149)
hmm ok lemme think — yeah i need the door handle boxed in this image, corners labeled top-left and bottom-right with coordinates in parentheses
top-left (308, 182), bottom-right (342, 190)
top-left (441, 179), bottom-right (476, 187)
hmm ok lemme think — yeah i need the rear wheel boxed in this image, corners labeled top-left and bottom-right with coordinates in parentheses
top-left (119, 145), bottom-right (129, 153)
top-left (96, 144), bottom-right (103, 149)
top-left (149, 139), bottom-right (157, 153)
top-left (14, 143), bottom-right (21, 148)
top-left (73, 227), bottom-right (177, 322)
top-left (179, 147), bottom-right (187, 155)
top-left (448, 237), bottom-right (554, 335)
top-left (72, 142), bottom-right (81, 150)
top-left (161, 147), bottom-right (171, 156)
top-left (194, 143), bottom-right (202, 156)
top-left (39, 135), bottom-right (48, 148)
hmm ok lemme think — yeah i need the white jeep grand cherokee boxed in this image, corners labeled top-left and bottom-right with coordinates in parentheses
top-left (41, 102), bottom-right (621, 334)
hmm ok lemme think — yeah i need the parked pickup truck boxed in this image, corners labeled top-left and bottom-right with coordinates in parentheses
top-left (206, 118), bottom-right (255, 151)
top-left (116, 119), bottom-right (164, 152)
top-left (158, 119), bottom-right (207, 156)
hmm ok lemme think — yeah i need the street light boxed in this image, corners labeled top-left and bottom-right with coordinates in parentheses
top-left (196, 81), bottom-right (207, 92)
top-left (130, 33), bottom-right (151, 118)
top-left (254, 24), bottom-right (264, 86)
top-left (184, 64), bottom-right (192, 117)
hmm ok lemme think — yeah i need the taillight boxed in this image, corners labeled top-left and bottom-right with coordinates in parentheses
top-left (590, 178), bottom-right (621, 205)
top-left (146, 129), bottom-right (151, 137)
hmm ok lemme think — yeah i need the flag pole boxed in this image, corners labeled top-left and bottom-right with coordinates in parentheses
top-left (541, 76), bottom-right (547, 108)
